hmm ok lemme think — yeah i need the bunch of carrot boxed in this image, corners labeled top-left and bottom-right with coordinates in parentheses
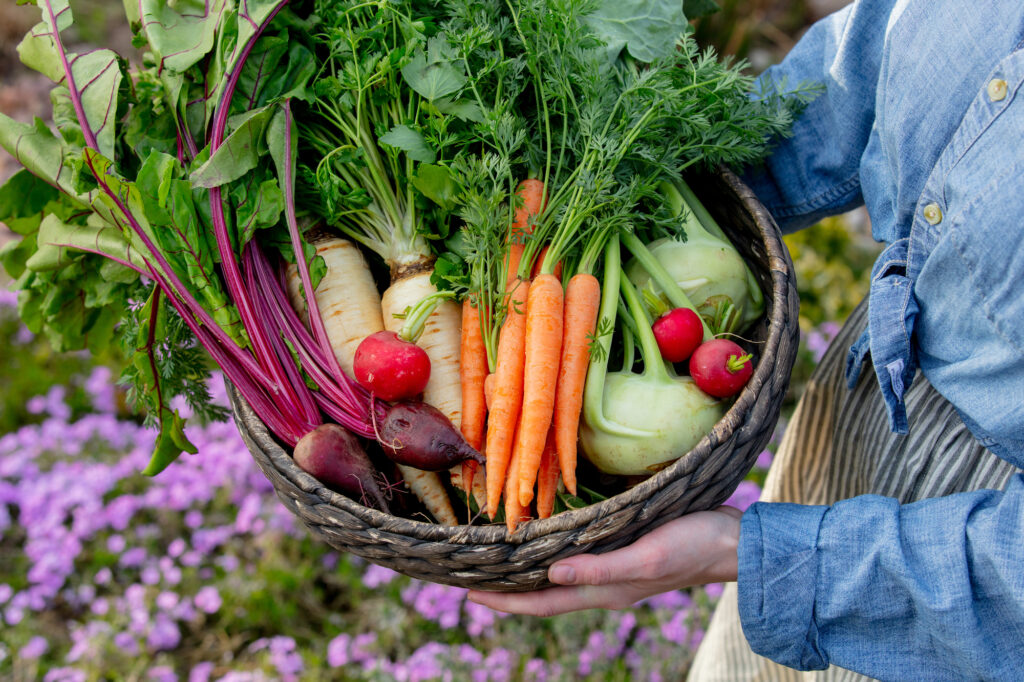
top-left (458, 179), bottom-right (602, 531)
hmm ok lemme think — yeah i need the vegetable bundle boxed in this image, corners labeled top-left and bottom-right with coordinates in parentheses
top-left (0, 0), bottom-right (814, 528)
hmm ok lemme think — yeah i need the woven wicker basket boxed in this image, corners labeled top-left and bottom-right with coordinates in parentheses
top-left (229, 168), bottom-right (799, 592)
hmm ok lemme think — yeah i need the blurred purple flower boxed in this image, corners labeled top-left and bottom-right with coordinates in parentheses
top-left (147, 665), bottom-right (177, 682)
top-left (327, 634), bottom-right (351, 667)
top-left (660, 610), bottom-right (689, 645)
top-left (0, 584), bottom-right (11, 604)
top-left (251, 637), bottom-right (303, 680)
top-left (804, 321), bottom-right (841, 364)
top-left (404, 642), bottom-right (446, 681)
top-left (43, 668), bottom-right (88, 682)
top-left (5, 604), bottom-right (24, 625)
top-left (705, 582), bottom-right (724, 600)
top-left (84, 366), bottom-right (117, 413)
top-left (184, 510), bottom-right (204, 529)
top-left (146, 614), bottom-right (181, 651)
top-left (363, 563), bottom-right (398, 588)
top-left (156, 591), bottom-right (179, 611)
top-left (524, 658), bottom-right (549, 682)
top-left (641, 589), bottom-right (692, 611)
top-left (457, 644), bottom-right (483, 665)
top-left (724, 480), bottom-right (762, 512)
top-left (194, 586), bottom-right (222, 614)
top-left (19, 635), bottom-right (48, 660)
top-left (90, 598), bottom-right (109, 616)
top-left (464, 599), bottom-right (497, 637)
top-left (403, 582), bottom-right (465, 629)
top-left (114, 626), bottom-right (140, 655)
top-left (188, 662), bottom-right (214, 682)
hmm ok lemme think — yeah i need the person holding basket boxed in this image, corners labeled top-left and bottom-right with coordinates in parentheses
top-left (468, 1), bottom-right (1024, 679)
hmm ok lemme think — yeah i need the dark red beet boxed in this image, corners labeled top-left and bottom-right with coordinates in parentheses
top-left (293, 423), bottom-right (390, 512)
top-left (377, 401), bottom-right (485, 472)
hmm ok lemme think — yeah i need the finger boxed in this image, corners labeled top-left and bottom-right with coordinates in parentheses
top-left (467, 583), bottom-right (634, 616)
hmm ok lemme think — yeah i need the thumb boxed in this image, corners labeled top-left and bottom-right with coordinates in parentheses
top-left (549, 552), bottom-right (629, 587)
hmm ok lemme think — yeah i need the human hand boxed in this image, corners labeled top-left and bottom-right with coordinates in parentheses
top-left (467, 506), bottom-right (743, 616)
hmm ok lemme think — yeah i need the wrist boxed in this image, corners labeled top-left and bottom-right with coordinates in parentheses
top-left (709, 506), bottom-right (742, 583)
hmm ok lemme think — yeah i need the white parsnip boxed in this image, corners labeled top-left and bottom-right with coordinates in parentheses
top-left (398, 464), bottom-right (458, 526)
top-left (286, 234), bottom-right (383, 376)
top-left (381, 269), bottom-right (465, 526)
top-left (381, 271), bottom-right (464, 428)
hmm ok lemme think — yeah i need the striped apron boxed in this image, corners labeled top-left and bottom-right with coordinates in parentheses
top-left (687, 299), bottom-right (1022, 681)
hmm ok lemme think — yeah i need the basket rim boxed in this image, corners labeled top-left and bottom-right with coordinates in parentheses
top-left (231, 167), bottom-right (795, 547)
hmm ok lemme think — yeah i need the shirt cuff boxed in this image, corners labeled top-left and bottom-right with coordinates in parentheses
top-left (737, 501), bottom-right (831, 670)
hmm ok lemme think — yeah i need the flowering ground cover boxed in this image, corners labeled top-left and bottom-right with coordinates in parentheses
top-left (0, 287), bottom-right (780, 681)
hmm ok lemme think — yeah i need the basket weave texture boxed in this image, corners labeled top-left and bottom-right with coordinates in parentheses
top-left (229, 168), bottom-right (799, 592)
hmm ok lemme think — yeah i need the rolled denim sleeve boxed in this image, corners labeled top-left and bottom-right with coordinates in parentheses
top-left (737, 474), bottom-right (1024, 680)
top-left (741, 0), bottom-right (897, 232)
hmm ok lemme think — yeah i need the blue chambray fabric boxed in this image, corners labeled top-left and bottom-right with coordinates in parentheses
top-left (734, 0), bottom-right (1024, 677)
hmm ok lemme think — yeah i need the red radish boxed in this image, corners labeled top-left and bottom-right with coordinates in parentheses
top-left (689, 339), bottom-right (754, 398)
top-left (353, 331), bottom-right (431, 401)
top-left (378, 401), bottom-right (485, 471)
top-left (293, 423), bottom-right (390, 512)
top-left (652, 307), bottom-right (704, 362)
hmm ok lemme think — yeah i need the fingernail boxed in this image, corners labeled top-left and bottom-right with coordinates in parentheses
top-left (550, 565), bottom-right (576, 584)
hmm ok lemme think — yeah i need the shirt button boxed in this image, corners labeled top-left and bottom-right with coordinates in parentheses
top-left (923, 202), bottom-right (943, 225)
top-left (987, 78), bottom-right (1008, 101)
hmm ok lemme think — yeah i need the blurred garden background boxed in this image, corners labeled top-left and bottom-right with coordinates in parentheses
top-left (0, 1), bottom-right (879, 680)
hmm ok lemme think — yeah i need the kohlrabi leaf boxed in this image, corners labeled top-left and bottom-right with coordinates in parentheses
top-left (190, 106), bottom-right (275, 188)
top-left (379, 125), bottom-right (436, 164)
top-left (583, 0), bottom-right (688, 63)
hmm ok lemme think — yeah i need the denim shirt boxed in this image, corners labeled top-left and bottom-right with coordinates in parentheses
top-left (735, 0), bottom-right (1024, 677)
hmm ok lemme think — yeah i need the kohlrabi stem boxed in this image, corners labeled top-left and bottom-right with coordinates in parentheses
top-left (659, 180), bottom-right (711, 242)
top-left (581, 235), bottom-right (647, 438)
top-left (619, 268), bottom-right (671, 381)
top-left (670, 178), bottom-right (765, 315)
top-left (673, 178), bottom-right (729, 242)
top-left (621, 231), bottom-right (713, 341)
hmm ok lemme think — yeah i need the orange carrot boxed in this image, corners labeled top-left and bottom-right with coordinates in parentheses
top-left (515, 273), bottom-right (564, 507)
top-left (484, 372), bottom-right (497, 409)
top-left (535, 425), bottom-right (560, 519)
top-left (459, 299), bottom-right (488, 452)
top-left (484, 278), bottom-right (530, 518)
top-left (553, 272), bottom-right (601, 495)
top-left (506, 179), bottom-right (546, 283)
top-left (531, 245), bottom-right (563, 281)
top-left (504, 419), bottom-right (531, 532)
